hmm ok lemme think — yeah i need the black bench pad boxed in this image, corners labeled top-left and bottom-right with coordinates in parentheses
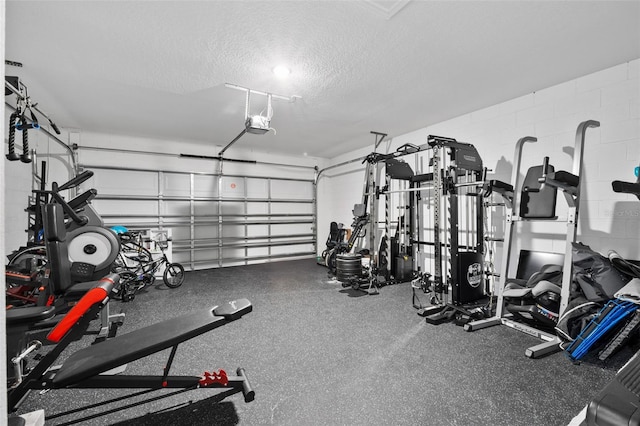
top-left (613, 180), bottom-right (640, 196)
top-left (553, 170), bottom-right (579, 187)
top-left (6, 306), bottom-right (56, 326)
top-left (489, 179), bottom-right (513, 193)
top-left (53, 299), bottom-right (252, 387)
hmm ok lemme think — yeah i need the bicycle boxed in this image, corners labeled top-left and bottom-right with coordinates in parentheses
top-left (113, 231), bottom-right (185, 301)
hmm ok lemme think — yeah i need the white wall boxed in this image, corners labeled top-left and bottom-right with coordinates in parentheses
top-left (319, 59), bottom-right (640, 269)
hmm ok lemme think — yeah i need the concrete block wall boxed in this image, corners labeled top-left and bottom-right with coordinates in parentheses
top-left (319, 59), bottom-right (640, 270)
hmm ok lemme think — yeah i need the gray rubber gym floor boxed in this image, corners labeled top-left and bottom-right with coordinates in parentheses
top-left (14, 259), bottom-right (633, 425)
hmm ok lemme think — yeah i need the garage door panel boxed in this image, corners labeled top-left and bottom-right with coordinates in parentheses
top-left (84, 165), bottom-right (315, 270)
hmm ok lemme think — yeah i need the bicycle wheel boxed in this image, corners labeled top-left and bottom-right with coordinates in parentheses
top-left (163, 262), bottom-right (185, 288)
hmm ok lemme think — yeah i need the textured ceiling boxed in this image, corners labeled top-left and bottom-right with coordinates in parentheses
top-left (4, 1), bottom-right (640, 159)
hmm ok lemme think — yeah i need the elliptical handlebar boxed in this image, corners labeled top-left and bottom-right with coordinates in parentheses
top-left (33, 189), bottom-right (89, 227)
top-left (57, 170), bottom-right (94, 191)
top-left (33, 169), bottom-right (97, 227)
top-left (47, 191), bottom-right (89, 226)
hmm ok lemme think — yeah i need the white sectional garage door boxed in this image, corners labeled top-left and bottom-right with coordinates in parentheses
top-left (82, 164), bottom-right (316, 270)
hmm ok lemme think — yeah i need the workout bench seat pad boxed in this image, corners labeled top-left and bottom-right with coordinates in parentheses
top-left (52, 299), bottom-right (252, 387)
top-left (489, 179), bottom-right (513, 193)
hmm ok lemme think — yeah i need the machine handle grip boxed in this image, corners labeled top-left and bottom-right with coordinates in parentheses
top-left (20, 122), bottom-right (32, 163)
top-left (237, 367), bottom-right (255, 402)
top-left (57, 170), bottom-right (94, 191)
top-left (6, 112), bottom-right (19, 161)
top-left (48, 192), bottom-right (89, 226)
top-left (51, 122), bottom-right (61, 134)
top-left (537, 156), bottom-right (550, 184)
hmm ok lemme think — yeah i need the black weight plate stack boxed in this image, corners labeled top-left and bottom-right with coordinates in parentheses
top-left (336, 253), bottom-right (363, 282)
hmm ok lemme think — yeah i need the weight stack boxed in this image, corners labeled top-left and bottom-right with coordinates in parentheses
top-left (395, 255), bottom-right (413, 282)
top-left (452, 251), bottom-right (485, 304)
top-left (336, 253), bottom-right (363, 282)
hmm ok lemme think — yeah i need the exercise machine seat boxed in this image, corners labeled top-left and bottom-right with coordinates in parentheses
top-left (52, 299), bottom-right (252, 387)
top-left (325, 222), bottom-right (346, 250)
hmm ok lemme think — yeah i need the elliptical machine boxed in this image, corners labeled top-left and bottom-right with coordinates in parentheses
top-left (6, 168), bottom-right (120, 307)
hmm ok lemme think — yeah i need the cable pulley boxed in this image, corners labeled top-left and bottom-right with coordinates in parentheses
top-left (5, 74), bottom-right (61, 164)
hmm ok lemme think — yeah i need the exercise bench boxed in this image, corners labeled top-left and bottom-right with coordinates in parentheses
top-left (8, 273), bottom-right (255, 418)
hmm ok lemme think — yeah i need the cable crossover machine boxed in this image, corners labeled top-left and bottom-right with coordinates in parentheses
top-left (407, 136), bottom-right (487, 322)
top-left (328, 133), bottom-right (487, 309)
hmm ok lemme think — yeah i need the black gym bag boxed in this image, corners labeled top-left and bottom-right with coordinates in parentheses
top-left (555, 243), bottom-right (633, 344)
top-left (571, 242), bottom-right (630, 303)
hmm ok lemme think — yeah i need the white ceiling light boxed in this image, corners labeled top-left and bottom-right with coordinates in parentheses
top-left (272, 65), bottom-right (291, 78)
